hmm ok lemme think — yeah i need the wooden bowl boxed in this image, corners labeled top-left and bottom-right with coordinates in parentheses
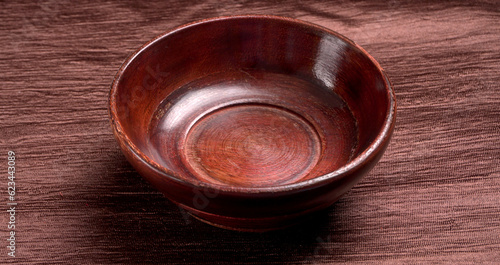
top-left (109, 15), bottom-right (396, 231)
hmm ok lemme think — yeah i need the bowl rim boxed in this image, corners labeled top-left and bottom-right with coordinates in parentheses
top-left (109, 14), bottom-right (396, 194)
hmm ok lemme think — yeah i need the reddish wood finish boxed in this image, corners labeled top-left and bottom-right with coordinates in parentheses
top-left (109, 15), bottom-right (396, 231)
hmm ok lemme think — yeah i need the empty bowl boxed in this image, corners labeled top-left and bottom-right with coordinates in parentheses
top-left (109, 15), bottom-right (396, 231)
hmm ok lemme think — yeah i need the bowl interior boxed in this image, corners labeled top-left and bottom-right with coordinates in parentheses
top-left (111, 16), bottom-right (391, 189)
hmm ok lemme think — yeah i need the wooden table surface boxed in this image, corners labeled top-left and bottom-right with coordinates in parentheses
top-left (1, 0), bottom-right (499, 264)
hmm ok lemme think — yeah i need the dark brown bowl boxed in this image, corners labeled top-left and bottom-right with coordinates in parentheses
top-left (109, 15), bottom-right (396, 231)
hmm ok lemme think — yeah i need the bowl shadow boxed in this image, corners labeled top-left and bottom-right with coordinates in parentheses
top-left (89, 158), bottom-right (355, 264)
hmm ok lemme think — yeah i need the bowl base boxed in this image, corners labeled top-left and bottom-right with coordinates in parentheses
top-left (179, 200), bottom-right (334, 232)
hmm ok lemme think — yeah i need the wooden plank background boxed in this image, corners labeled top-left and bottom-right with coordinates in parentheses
top-left (1, 0), bottom-right (499, 263)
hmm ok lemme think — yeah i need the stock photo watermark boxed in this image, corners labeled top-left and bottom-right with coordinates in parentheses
top-left (302, 235), bottom-right (333, 264)
top-left (6, 151), bottom-right (17, 258)
top-left (178, 187), bottom-right (220, 225)
top-left (11, 0), bottom-right (69, 53)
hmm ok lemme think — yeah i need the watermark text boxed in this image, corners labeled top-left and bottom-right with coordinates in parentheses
top-left (6, 151), bottom-right (16, 258)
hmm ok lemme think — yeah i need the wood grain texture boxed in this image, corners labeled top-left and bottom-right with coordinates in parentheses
top-left (0, 0), bottom-right (499, 263)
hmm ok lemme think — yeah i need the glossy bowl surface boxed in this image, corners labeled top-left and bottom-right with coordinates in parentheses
top-left (109, 15), bottom-right (396, 231)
